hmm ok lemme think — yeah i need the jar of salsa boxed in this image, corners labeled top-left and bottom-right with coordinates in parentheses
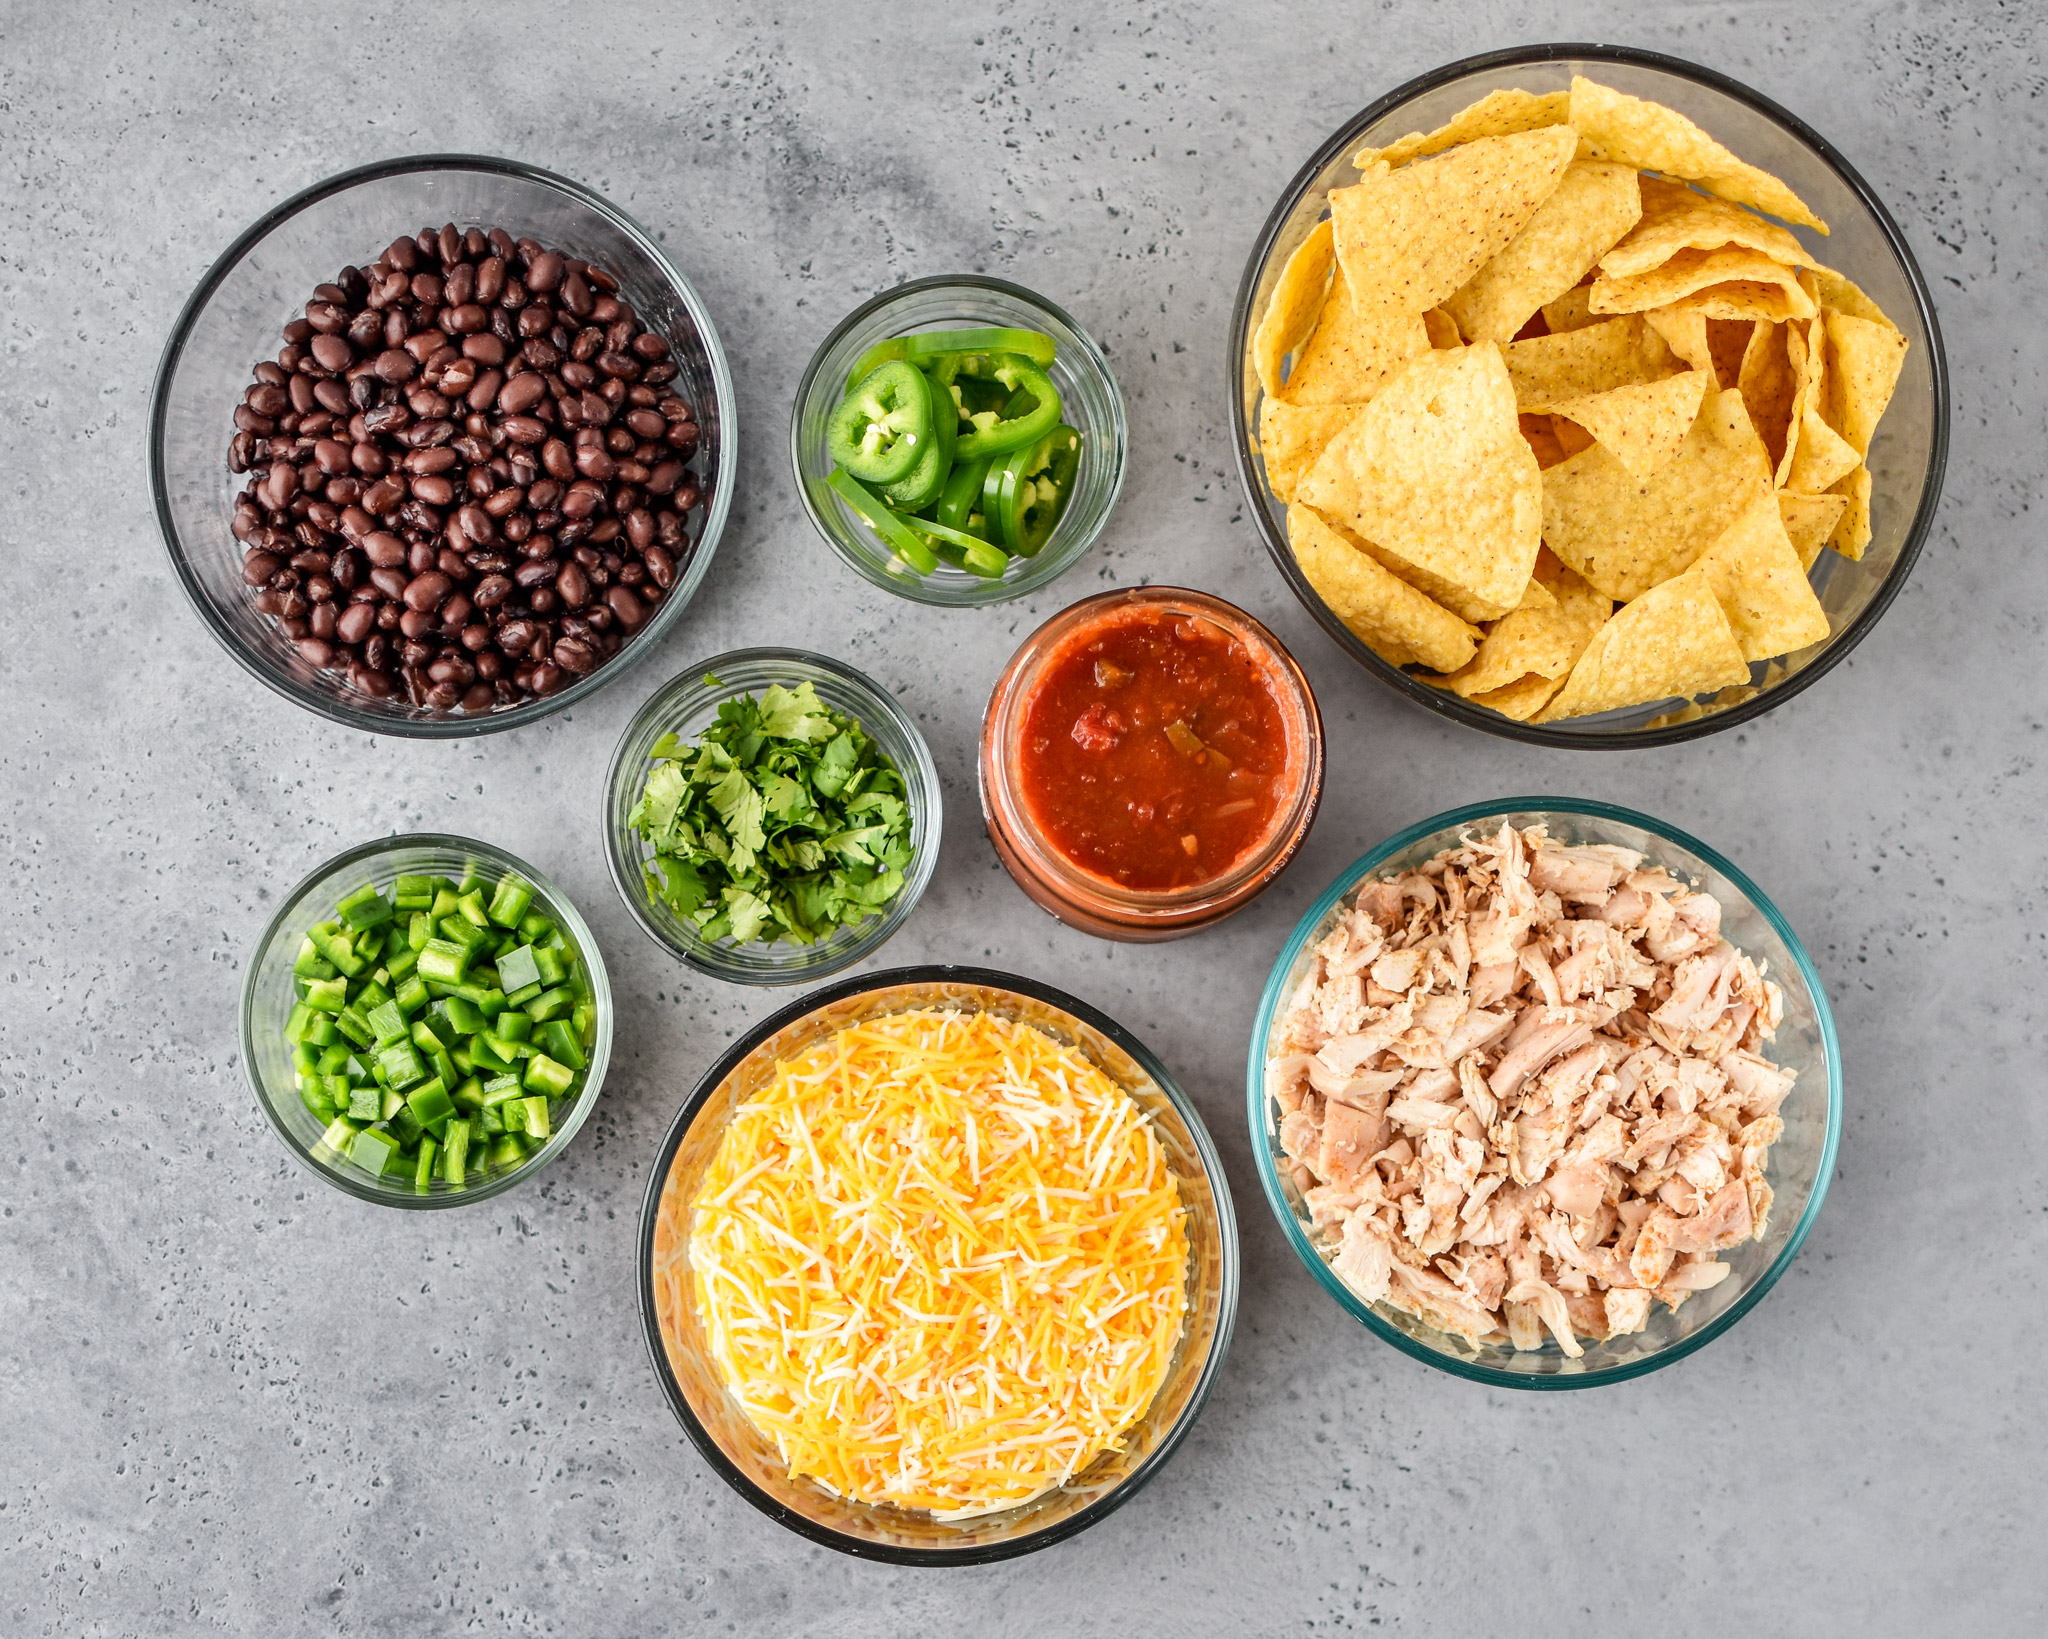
top-left (980, 587), bottom-right (1324, 941)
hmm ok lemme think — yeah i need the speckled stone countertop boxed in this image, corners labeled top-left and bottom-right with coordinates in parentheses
top-left (3, 2), bottom-right (2042, 1632)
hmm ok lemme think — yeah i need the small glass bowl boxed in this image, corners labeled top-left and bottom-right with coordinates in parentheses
top-left (639, 965), bottom-right (1239, 1563)
top-left (790, 275), bottom-right (1127, 606)
top-left (1229, 45), bottom-right (1949, 746)
top-left (240, 833), bottom-right (614, 1208)
top-left (603, 650), bottom-right (942, 985)
top-left (1247, 798), bottom-right (1841, 1387)
top-left (150, 154), bottom-right (736, 738)
top-left (980, 587), bottom-right (1324, 942)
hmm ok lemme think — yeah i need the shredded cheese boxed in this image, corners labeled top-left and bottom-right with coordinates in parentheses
top-left (681, 1008), bottom-right (1188, 1517)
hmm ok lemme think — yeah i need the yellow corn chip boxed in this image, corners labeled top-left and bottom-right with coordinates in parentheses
top-left (1504, 315), bottom-right (1679, 406)
top-left (1568, 75), bottom-right (1827, 233)
top-left (1540, 386), bottom-right (1773, 601)
top-left (1598, 177), bottom-right (1821, 280)
top-left (1827, 464), bottom-right (1873, 561)
top-left (1778, 491), bottom-right (1849, 571)
top-left (1287, 503), bottom-right (1482, 673)
top-left (1528, 368), bottom-right (1708, 482)
top-left (1296, 344), bottom-right (1540, 623)
top-left (1277, 266), bottom-right (1430, 406)
top-left (1591, 246), bottom-right (1816, 320)
top-left (1552, 414), bottom-right (1597, 458)
top-left (1785, 317), bottom-right (1861, 493)
top-left (1329, 127), bottom-right (1580, 324)
top-left (1822, 310), bottom-right (1907, 455)
top-left (1468, 671), bottom-right (1572, 721)
top-left (1259, 400), bottom-right (1365, 502)
top-left (1643, 304), bottom-right (1714, 377)
top-left (1535, 563), bottom-right (1751, 722)
top-left (1353, 87), bottom-right (1572, 170)
top-left (1663, 281), bottom-right (1819, 324)
top-left (1692, 489), bottom-right (1831, 660)
top-left (1737, 320), bottom-right (1797, 470)
top-left (1254, 219), bottom-right (1336, 398)
top-left (1811, 268), bottom-right (1900, 334)
top-left (1540, 284), bottom-right (1603, 334)
top-left (1441, 550), bottom-right (1612, 697)
top-left (1705, 318), bottom-right (1755, 389)
top-left (1443, 161), bottom-right (1643, 344)
top-left (1423, 307), bottom-right (1463, 348)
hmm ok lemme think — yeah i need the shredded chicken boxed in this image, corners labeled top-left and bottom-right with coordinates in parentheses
top-left (1269, 823), bottom-right (1791, 1359)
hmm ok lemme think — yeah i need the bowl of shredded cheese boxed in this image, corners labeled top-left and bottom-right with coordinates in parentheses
top-left (639, 966), bottom-right (1238, 1562)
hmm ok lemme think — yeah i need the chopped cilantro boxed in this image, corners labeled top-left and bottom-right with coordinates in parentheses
top-left (628, 679), bottom-right (916, 947)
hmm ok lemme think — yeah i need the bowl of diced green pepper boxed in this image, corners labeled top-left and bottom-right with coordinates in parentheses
top-left (240, 834), bottom-right (612, 1206)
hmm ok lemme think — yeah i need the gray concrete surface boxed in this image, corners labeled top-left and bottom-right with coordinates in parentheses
top-left (3, 1), bottom-right (2042, 1632)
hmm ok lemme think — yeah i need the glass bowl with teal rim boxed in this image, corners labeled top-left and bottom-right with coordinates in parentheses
top-left (1245, 798), bottom-right (1840, 1387)
top-left (603, 649), bottom-right (943, 985)
top-left (240, 833), bottom-right (613, 1207)
top-left (791, 275), bottom-right (1128, 606)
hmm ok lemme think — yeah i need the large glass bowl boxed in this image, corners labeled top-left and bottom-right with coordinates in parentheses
top-left (791, 276), bottom-right (1128, 607)
top-left (603, 650), bottom-right (943, 985)
top-left (240, 833), bottom-right (614, 1208)
top-left (150, 154), bottom-right (735, 738)
top-left (639, 967), bottom-right (1239, 1562)
top-left (1246, 799), bottom-right (1840, 1387)
top-left (1229, 45), bottom-right (1948, 747)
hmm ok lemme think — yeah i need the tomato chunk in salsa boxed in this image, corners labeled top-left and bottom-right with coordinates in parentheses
top-left (1015, 609), bottom-right (1292, 891)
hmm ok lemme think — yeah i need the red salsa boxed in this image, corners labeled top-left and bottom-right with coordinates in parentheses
top-left (1015, 608), bottom-right (1293, 892)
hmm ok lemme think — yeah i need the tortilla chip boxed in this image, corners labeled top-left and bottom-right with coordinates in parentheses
top-left (1519, 411), bottom-right (1568, 467)
top-left (1278, 266), bottom-right (1430, 406)
top-left (1296, 344), bottom-right (1541, 623)
top-left (1552, 415), bottom-right (1597, 458)
top-left (1785, 318), bottom-right (1861, 494)
top-left (1540, 284), bottom-right (1603, 334)
top-left (1827, 464), bottom-right (1873, 561)
top-left (1778, 491), bottom-right (1849, 570)
top-left (1468, 671), bottom-right (1572, 721)
top-left (1535, 563), bottom-right (1751, 722)
top-left (1643, 304), bottom-right (1714, 378)
top-left (1705, 319), bottom-right (1756, 390)
top-left (1329, 127), bottom-right (1580, 324)
top-left (1528, 368), bottom-right (1708, 482)
top-left (1692, 489), bottom-right (1831, 660)
top-left (1443, 161), bottom-right (1643, 345)
top-left (1259, 400), bottom-right (1365, 502)
top-left (1810, 268), bottom-right (1900, 334)
top-left (1540, 386), bottom-right (1774, 601)
top-left (1737, 320), bottom-right (1797, 470)
top-left (1591, 246), bottom-right (1816, 320)
top-left (1254, 219), bottom-right (1336, 398)
top-left (1822, 310), bottom-right (1907, 456)
top-left (1504, 315), bottom-right (1679, 406)
top-left (1354, 87), bottom-right (1572, 170)
top-left (1441, 551), bottom-right (1613, 698)
top-left (1664, 281), bottom-right (1819, 325)
top-left (1598, 177), bottom-right (1821, 280)
top-left (1567, 75), bottom-right (1827, 233)
top-left (1423, 307), bottom-right (1464, 349)
top-left (1287, 503), bottom-right (1482, 673)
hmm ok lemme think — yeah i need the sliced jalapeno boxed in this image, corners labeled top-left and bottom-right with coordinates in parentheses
top-left (954, 355), bottom-right (1062, 461)
top-left (936, 456), bottom-right (993, 536)
top-left (825, 360), bottom-right (932, 485)
top-left (989, 424), bottom-right (1080, 557)
top-left (909, 517), bottom-right (1011, 578)
top-left (904, 327), bottom-right (1057, 368)
top-left (879, 367), bottom-right (957, 513)
top-left (826, 466), bottom-right (939, 573)
top-left (846, 337), bottom-right (910, 386)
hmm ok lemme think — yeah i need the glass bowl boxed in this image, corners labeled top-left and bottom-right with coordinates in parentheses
top-left (1229, 45), bottom-right (1948, 747)
top-left (149, 154), bottom-right (735, 738)
top-left (603, 649), bottom-right (942, 985)
top-left (240, 833), bottom-right (614, 1208)
top-left (1246, 798), bottom-right (1841, 1387)
top-left (638, 966), bottom-right (1238, 1562)
top-left (791, 275), bottom-right (1127, 606)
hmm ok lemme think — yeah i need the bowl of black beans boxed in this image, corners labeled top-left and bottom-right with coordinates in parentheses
top-left (149, 154), bottom-right (734, 733)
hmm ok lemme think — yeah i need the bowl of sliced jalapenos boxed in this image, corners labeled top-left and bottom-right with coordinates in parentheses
top-left (791, 275), bottom-right (1127, 607)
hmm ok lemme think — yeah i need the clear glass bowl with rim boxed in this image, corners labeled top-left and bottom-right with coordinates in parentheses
top-left (1228, 44), bottom-right (1948, 746)
top-left (1247, 798), bottom-right (1840, 1386)
top-left (980, 587), bottom-right (1325, 941)
top-left (149, 153), bottom-right (735, 738)
top-left (603, 649), bottom-right (942, 985)
top-left (240, 832), bottom-right (614, 1207)
top-left (639, 965), bottom-right (1239, 1563)
top-left (790, 275), bottom-right (1127, 606)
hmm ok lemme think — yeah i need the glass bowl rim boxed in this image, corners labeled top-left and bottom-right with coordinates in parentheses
top-left (237, 828), bottom-right (614, 1209)
top-left (601, 647), bottom-right (946, 986)
top-left (635, 962), bottom-right (1243, 1563)
top-left (148, 150), bottom-right (738, 740)
top-left (1244, 795), bottom-right (1843, 1388)
top-left (787, 272), bottom-right (1129, 608)
top-left (1225, 42), bottom-right (1951, 749)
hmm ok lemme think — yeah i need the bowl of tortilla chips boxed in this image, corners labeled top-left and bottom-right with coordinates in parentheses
top-left (1231, 44), bottom-right (1947, 744)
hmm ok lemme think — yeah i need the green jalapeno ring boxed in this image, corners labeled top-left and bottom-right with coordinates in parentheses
top-left (905, 327), bottom-right (1057, 368)
top-left (824, 360), bottom-right (932, 485)
top-left (935, 456), bottom-right (993, 537)
top-left (953, 355), bottom-right (1062, 461)
top-left (879, 367), bottom-right (958, 513)
top-left (826, 466), bottom-right (939, 574)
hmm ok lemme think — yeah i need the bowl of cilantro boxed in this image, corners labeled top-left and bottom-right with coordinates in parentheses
top-left (603, 649), bottom-right (943, 984)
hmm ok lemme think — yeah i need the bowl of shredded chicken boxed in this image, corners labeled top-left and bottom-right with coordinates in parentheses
top-left (1252, 802), bottom-right (1838, 1384)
